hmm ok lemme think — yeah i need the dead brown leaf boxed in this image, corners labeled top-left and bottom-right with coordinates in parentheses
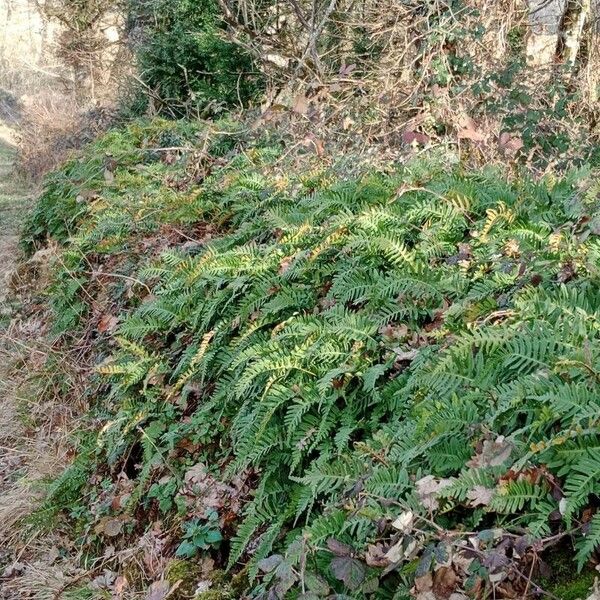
top-left (279, 256), bottom-right (293, 275)
top-left (94, 517), bottom-right (124, 537)
top-left (415, 572), bottom-right (433, 591)
top-left (432, 566), bottom-right (459, 599)
top-left (104, 168), bottom-right (115, 183)
top-left (466, 485), bottom-right (495, 507)
top-left (146, 580), bottom-right (171, 600)
top-left (457, 116), bottom-right (486, 143)
top-left (365, 543), bottom-right (390, 567)
top-left (416, 475), bottom-right (452, 510)
top-left (558, 261), bottom-right (576, 283)
top-left (468, 436), bottom-right (512, 468)
top-left (380, 323), bottom-right (409, 341)
top-left (98, 314), bottom-right (119, 333)
top-left (292, 94), bottom-right (309, 115)
top-left (114, 575), bottom-right (129, 596)
top-left (498, 131), bottom-right (524, 156)
top-left (402, 130), bottom-right (431, 145)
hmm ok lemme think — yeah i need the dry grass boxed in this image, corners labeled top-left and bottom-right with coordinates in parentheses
top-left (0, 122), bottom-right (87, 597)
top-left (16, 92), bottom-right (114, 181)
top-left (0, 122), bottom-right (30, 306)
top-left (0, 317), bottom-right (88, 597)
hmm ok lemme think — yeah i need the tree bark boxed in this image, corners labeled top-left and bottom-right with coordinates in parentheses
top-left (526, 0), bottom-right (567, 66)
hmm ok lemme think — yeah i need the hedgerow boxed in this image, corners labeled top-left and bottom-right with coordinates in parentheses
top-left (25, 118), bottom-right (600, 598)
top-left (125, 0), bottom-right (263, 116)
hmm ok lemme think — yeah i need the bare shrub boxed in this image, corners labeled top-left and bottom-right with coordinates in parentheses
top-left (16, 92), bottom-right (115, 180)
top-left (34, 0), bottom-right (127, 100)
top-left (214, 0), bottom-right (599, 172)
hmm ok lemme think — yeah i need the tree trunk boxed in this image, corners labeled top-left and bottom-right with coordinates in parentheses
top-left (526, 0), bottom-right (567, 66)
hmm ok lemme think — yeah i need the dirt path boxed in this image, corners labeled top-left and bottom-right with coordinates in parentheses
top-left (0, 121), bottom-right (49, 594)
top-left (0, 121), bottom-right (32, 306)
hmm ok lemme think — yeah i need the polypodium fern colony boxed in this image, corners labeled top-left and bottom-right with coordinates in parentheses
top-left (26, 119), bottom-right (600, 597)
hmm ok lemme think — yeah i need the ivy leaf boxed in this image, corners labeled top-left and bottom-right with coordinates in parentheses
top-left (327, 538), bottom-right (353, 556)
top-left (204, 529), bottom-right (223, 544)
top-left (175, 541), bottom-right (196, 558)
top-left (304, 571), bottom-right (330, 595)
top-left (330, 556), bottom-right (366, 590)
top-left (274, 565), bottom-right (296, 597)
top-left (415, 544), bottom-right (435, 577)
top-left (361, 576), bottom-right (380, 594)
top-left (258, 554), bottom-right (283, 573)
top-left (434, 542), bottom-right (450, 565)
top-left (477, 528), bottom-right (503, 543)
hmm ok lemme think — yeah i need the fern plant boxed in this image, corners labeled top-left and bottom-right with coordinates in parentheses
top-left (26, 117), bottom-right (600, 597)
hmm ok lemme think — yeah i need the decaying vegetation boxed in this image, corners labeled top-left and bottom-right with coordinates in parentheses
top-left (1, 1), bottom-right (600, 599)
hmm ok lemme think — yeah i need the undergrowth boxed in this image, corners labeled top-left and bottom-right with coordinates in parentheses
top-left (22, 118), bottom-right (600, 598)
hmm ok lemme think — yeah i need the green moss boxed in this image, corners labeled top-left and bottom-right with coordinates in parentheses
top-left (195, 592), bottom-right (226, 600)
top-left (166, 558), bottom-right (201, 598)
top-left (549, 572), bottom-right (595, 600)
top-left (192, 568), bottom-right (247, 599)
top-left (541, 547), bottom-right (596, 600)
top-left (229, 567), bottom-right (249, 595)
